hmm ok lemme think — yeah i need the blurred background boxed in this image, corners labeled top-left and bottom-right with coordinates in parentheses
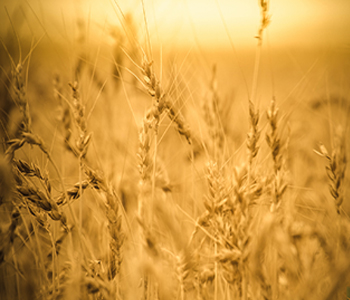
top-left (1, 0), bottom-right (350, 49)
top-left (1, 0), bottom-right (349, 102)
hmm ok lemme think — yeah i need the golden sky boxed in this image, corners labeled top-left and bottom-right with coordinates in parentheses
top-left (1, 0), bottom-right (350, 50)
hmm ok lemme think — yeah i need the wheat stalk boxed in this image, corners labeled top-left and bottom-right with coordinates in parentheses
top-left (266, 97), bottom-right (288, 213)
top-left (314, 127), bottom-right (347, 215)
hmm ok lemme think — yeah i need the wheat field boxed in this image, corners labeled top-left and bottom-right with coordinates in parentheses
top-left (0, 0), bottom-right (350, 299)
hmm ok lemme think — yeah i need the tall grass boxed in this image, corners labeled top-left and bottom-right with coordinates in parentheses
top-left (0, 1), bottom-right (349, 300)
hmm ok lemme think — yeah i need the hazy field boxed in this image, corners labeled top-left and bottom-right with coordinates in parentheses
top-left (1, 1), bottom-right (350, 299)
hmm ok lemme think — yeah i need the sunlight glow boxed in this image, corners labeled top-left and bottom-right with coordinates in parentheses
top-left (1, 0), bottom-right (349, 50)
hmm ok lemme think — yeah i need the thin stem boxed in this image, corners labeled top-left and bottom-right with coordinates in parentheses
top-left (151, 128), bottom-right (158, 225)
top-left (251, 44), bottom-right (262, 105)
top-left (214, 241), bottom-right (218, 300)
top-left (242, 264), bottom-right (247, 300)
top-left (11, 246), bottom-right (20, 300)
top-left (79, 158), bottom-right (83, 237)
top-left (140, 0), bottom-right (153, 60)
top-left (180, 276), bottom-right (185, 300)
